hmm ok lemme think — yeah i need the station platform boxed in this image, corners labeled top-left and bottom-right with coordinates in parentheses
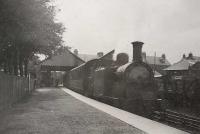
top-left (0, 87), bottom-right (189, 134)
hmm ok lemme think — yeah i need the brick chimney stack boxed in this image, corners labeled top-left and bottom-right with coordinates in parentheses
top-left (160, 54), bottom-right (166, 63)
top-left (131, 41), bottom-right (143, 62)
top-left (161, 54), bottom-right (166, 60)
top-left (182, 54), bottom-right (186, 59)
top-left (97, 52), bottom-right (104, 58)
top-left (188, 52), bottom-right (193, 59)
top-left (74, 49), bottom-right (78, 56)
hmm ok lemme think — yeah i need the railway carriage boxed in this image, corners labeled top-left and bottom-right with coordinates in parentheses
top-left (66, 53), bottom-right (114, 96)
top-left (66, 59), bottom-right (99, 95)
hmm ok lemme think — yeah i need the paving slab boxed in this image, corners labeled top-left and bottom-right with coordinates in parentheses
top-left (0, 88), bottom-right (145, 134)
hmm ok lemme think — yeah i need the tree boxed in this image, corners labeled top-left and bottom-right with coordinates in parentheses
top-left (0, 0), bottom-right (65, 76)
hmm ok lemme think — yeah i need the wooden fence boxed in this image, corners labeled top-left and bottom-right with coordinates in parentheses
top-left (0, 72), bottom-right (35, 111)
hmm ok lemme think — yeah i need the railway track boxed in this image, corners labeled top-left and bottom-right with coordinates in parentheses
top-left (153, 109), bottom-right (200, 133)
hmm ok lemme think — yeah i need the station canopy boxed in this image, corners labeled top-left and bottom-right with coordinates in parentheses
top-left (40, 49), bottom-right (85, 71)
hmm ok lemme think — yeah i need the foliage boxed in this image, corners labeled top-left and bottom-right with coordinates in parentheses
top-left (0, 0), bottom-right (65, 76)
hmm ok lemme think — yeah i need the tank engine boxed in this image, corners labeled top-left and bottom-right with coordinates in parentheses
top-left (93, 42), bottom-right (157, 116)
top-left (65, 41), bottom-right (158, 117)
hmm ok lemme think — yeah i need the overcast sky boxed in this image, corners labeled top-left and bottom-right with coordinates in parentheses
top-left (54, 0), bottom-right (200, 63)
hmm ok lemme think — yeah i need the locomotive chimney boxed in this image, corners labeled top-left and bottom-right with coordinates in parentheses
top-left (131, 41), bottom-right (143, 62)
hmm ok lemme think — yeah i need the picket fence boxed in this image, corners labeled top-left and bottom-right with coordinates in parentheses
top-left (0, 72), bottom-right (35, 111)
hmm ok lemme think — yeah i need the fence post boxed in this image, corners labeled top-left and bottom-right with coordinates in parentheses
top-left (28, 73), bottom-right (31, 93)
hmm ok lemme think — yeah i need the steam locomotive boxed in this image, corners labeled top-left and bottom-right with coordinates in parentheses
top-left (64, 41), bottom-right (158, 117)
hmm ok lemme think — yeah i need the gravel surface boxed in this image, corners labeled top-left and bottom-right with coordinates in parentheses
top-left (0, 88), bottom-right (145, 134)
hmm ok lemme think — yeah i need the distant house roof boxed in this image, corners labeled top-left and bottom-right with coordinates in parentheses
top-left (78, 50), bottom-right (115, 62)
top-left (41, 49), bottom-right (85, 68)
top-left (143, 56), bottom-right (171, 66)
top-left (78, 54), bottom-right (97, 62)
top-left (192, 56), bottom-right (200, 61)
top-left (164, 58), bottom-right (200, 71)
top-left (100, 50), bottom-right (115, 60)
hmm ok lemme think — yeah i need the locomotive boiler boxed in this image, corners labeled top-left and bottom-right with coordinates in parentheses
top-left (65, 41), bottom-right (158, 117)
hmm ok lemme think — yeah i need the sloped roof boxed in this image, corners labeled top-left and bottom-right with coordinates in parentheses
top-left (78, 54), bottom-right (97, 62)
top-left (41, 49), bottom-right (85, 67)
top-left (143, 56), bottom-right (171, 66)
top-left (78, 50), bottom-right (115, 62)
top-left (100, 50), bottom-right (115, 60)
top-left (192, 56), bottom-right (200, 61)
top-left (164, 59), bottom-right (199, 71)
